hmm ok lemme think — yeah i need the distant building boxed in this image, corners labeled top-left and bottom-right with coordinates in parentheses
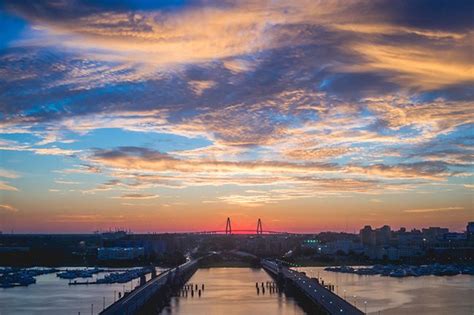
top-left (302, 239), bottom-right (320, 249)
top-left (320, 240), bottom-right (363, 255)
top-left (398, 246), bottom-right (423, 258)
top-left (467, 222), bottom-right (474, 240)
top-left (443, 233), bottom-right (467, 241)
top-left (97, 247), bottom-right (144, 260)
top-left (386, 247), bottom-right (399, 261)
top-left (422, 227), bottom-right (449, 242)
top-left (114, 239), bottom-right (167, 257)
top-left (100, 230), bottom-right (127, 240)
top-left (365, 246), bottom-right (399, 261)
top-left (360, 225), bottom-right (376, 246)
top-left (375, 225), bottom-right (391, 245)
top-left (398, 229), bottom-right (423, 246)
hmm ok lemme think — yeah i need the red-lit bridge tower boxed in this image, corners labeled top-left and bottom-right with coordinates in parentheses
top-left (225, 217), bottom-right (232, 235)
top-left (257, 218), bottom-right (263, 235)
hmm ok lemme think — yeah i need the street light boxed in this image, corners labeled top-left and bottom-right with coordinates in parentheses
top-left (364, 301), bottom-right (367, 314)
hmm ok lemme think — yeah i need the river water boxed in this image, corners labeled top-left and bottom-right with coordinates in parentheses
top-left (158, 268), bottom-right (306, 315)
top-left (0, 268), bottom-right (163, 315)
top-left (296, 267), bottom-right (474, 315)
top-left (1, 267), bottom-right (473, 314)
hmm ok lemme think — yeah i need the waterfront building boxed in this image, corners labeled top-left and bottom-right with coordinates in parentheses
top-left (467, 222), bottom-right (474, 240)
top-left (97, 247), bottom-right (145, 261)
top-left (360, 225), bottom-right (376, 246)
top-left (320, 239), bottom-right (363, 255)
top-left (421, 227), bottom-right (449, 242)
top-left (443, 233), bottom-right (467, 241)
top-left (375, 225), bottom-right (391, 245)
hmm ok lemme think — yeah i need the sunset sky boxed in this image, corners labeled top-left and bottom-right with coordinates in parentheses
top-left (0, 0), bottom-right (472, 233)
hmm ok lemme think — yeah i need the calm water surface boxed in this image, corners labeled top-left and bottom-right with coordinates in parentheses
top-left (297, 267), bottom-right (474, 315)
top-left (0, 268), bottom-right (163, 315)
top-left (159, 268), bottom-right (306, 315)
top-left (1, 267), bottom-right (473, 314)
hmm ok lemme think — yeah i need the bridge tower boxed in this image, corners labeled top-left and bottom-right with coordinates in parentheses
top-left (257, 218), bottom-right (263, 235)
top-left (225, 217), bottom-right (232, 235)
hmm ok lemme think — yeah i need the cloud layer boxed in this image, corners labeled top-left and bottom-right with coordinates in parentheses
top-left (0, 0), bottom-right (472, 229)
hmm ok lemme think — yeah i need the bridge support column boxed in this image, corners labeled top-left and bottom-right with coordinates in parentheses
top-left (225, 217), bottom-right (232, 235)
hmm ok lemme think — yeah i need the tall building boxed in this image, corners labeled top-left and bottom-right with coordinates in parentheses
top-left (360, 225), bottom-right (376, 246)
top-left (376, 225), bottom-right (391, 245)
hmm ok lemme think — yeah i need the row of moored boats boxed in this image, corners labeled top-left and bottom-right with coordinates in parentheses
top-left (0, 268), bottom-right (58, 288)
top-left (95, 267), bottom-right (151, 284)
top-left (56, 267), bottom-right (104, 279)
top-left (1, 267), bottom-right (152, 288)
top-left (324, 264), bottom-right (474, 278)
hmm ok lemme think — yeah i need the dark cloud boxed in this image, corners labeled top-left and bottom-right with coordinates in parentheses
top-left (1, 1), bottom-right (472, 130)
top-left (3, 0), bottom-right (191, 21)
top-left (0, 0), bottom-right (472, 192)
top-left (373, 0), bottom-right (474, 32)
top-left (119, 193), bottom-right (158, 199)
top-left (93, 146), bottom-right (175, 161)
top-left (319, 72), bottom-right (399, 99)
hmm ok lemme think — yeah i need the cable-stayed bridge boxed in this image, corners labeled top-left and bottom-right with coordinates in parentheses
top-left (190, 217), bottom-right (291, 235)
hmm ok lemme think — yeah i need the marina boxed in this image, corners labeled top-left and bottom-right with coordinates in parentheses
top-left (1, 266), bottom-right (473, 314)
top-left (324, 264), bottom-right (474, 278)
top-left (0, 267), bottom-right (156, 288)
top-left (1, 268), bottom-right (58, 288)
top-left (71, 267), bottom-right (154, 285)
top-left (297, 266), bottom-right (474, 314)
top-left (0, 267), bottom-right (164, 315)
top-left (57, 267), bottom-right (104, 279)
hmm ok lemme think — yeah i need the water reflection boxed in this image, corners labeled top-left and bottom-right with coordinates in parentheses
top-left (159, 268), bottom-right (306, 315)
top-left (2, 266), bottom-right (471, 314)
top-left (0, 268), bottom-right (162, 315)
top-left (297, 267), bottom-right (474, 315)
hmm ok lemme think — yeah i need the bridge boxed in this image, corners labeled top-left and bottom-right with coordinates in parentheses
top-left (262, 259), bottom-right (364, 315)
top-left (100, 259), bottom-right (200, 315)
top-left (100, 254), bottom-right (365, 315)
top-left (191, 217), bottom-right (291, 235)
top-left (98, 219), bottom-right (363, 315)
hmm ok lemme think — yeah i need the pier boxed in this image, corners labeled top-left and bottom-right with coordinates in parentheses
top-left (99, 259), bottom-right (199, 315)
top-left (262, 259), bottom-right (364, 315)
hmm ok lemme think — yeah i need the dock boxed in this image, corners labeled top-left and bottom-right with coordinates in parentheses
top-left (262, 259), bottom-right (364, 315)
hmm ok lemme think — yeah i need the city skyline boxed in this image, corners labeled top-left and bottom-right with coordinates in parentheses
top-left (0, 0), bottom-right (473, 233)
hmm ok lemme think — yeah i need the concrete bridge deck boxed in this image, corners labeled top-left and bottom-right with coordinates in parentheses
top-left (99, 255), bottom-right (364, 315)
top-left (262, 259), bottom-right (364, 315)
top-left (100, 259), bottom-right (199, 315)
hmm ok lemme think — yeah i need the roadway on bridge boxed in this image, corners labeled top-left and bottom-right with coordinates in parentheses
top-left (263, 260), bottom-right (364, 315)
top-left (100, 259), bottom-right (198, 315)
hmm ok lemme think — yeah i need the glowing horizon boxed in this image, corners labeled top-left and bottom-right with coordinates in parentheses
top-left (0, 0), bottom-right (472, 233)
